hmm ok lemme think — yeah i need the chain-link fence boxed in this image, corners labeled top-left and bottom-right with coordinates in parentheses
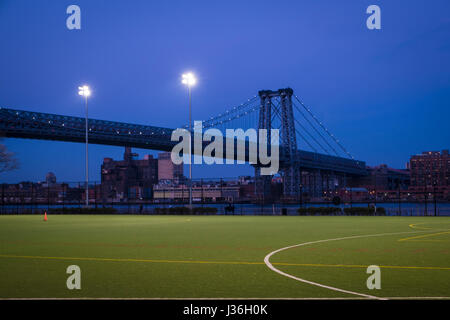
top-left (1, 180), bottom-right (449, 216)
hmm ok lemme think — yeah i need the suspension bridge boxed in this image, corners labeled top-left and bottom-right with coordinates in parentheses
top-left (0, 88), bottom-right (366, 200)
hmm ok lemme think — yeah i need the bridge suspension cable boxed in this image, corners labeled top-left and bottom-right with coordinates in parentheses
top-left (292, 100), bottom-right (340, 156)
top-left (294, 127), bottom-right (318, 153)
top-left (294, 119), bottom-right (327, 154)
top-left (175, 91), bottom-right (354, 160)
top-left (265, 99), bottom-right (319, 153)
top-left (182, 96), bottom-right (259, 130)
top-left (293, 95), bottom-right (354, 159)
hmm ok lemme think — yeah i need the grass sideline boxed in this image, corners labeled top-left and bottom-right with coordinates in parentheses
top-left (0, 215), bottom-right (449, 299)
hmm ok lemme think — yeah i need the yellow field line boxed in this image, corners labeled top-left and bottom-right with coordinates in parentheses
top-left (0, 254), bottom-right (449, 271)
top-left (278, 262), bottom-right (450, 271)
top-left (408, 223), bottom-right (432, 230)
top-left (0, 254), bottom-right (262, 266)
top-left (399, 231), bottom-right (450, 242)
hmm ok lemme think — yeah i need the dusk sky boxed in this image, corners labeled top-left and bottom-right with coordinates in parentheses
top-left (1, 0), bottom-right (449, 183)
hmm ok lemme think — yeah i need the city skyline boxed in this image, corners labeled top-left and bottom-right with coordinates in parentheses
top-left (3, 148), bottom-right (448, 204)
top-left (1, 0), bottom-right (450, 183)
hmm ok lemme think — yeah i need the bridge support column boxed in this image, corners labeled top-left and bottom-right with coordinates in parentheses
top-left (254, 91), bottom-right (273, 202)
top-left (329, 172), bottom-right (338, 197)
top-left (325, 171), bottom-right (330, 196)
top-left (312, 170), bottom-right (323, 198)
top-left (258, 88), bottom-right (299, 199)
top-left (279, 89), bottom-right (299, 198)
top-left (254, 167), bottom-right (272, 203)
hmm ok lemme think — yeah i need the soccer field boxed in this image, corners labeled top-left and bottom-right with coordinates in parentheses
top-left (0, 215), bottom-right (449, 299)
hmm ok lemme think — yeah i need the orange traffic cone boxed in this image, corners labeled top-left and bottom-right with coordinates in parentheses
top-left (44, 211), bottom-right (48, 221)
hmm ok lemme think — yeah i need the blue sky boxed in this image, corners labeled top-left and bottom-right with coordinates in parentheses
top-left (1, 0), bottom-right (449, 183)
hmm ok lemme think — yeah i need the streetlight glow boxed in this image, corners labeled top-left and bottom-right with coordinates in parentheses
top-left (78, 85), bottom-right (91, 97)
top-left (181, 73), bottom-right (196, 87)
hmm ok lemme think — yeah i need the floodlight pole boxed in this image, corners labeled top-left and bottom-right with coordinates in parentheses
top-left (181, 73), bottom-right (196, 210)
top-left (188, 85), bottom-right (192, 209)
top-left (85, 95), bottom-right (89, 207)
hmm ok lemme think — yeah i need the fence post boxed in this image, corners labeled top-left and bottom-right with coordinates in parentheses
top-left (62, 183), bottom-right (65, 210)
top-left (201, 178), bottom-right (204, 207)
top-left (31, 183), bottom-right (34, 214)
top-left (100, 181), bottom-right (103, 208)
top-left (220, 178), bottom-right (223, 203)
top-left (434, 184), bottom-right (437, 217)
top-left (1, 184), bottom-right (4, 215)
top-left (127, 188), bottom-right (130, 214)
top-left (424, 192), bottom-right (428, 216)
top-left (78, 182), bottom-right (81, 213)
top-left (350, 188), bottom-right (353, 208)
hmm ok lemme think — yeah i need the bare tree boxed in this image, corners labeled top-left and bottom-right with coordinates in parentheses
top-left (0, 139), bottom-right (19, 173)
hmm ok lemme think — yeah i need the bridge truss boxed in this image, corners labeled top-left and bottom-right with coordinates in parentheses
top-left (1, 88), bottom-right (366, 200)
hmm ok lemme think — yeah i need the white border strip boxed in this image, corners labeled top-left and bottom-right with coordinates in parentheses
top-left (264, 230), bottom-right (431, 300)
top-left (1, 296), bottom-right (449, 300)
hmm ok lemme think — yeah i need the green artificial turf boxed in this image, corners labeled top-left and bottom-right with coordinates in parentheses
top-left (0, 215), bottom-right (449, 298)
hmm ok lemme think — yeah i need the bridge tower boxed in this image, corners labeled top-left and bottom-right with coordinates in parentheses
top-left (255, 88), bottom-right (300, 200)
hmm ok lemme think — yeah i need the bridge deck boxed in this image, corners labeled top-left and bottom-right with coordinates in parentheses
top-left (0, 107), bottom-right (366, 175)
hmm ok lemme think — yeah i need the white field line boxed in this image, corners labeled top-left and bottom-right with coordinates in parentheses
top-left (264, 230), bottom-right (436, 300)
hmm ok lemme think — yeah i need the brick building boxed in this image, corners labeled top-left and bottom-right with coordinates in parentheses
top-left (101, 147), bottom-right (158, 200)
top-left (153, 184), bottom-right (240, 203)
top-left (409, 150), bottom-right (450, 199)
top-left (353, 164), bottom-right (410, 192)
top-left (157, 152), bottom-right (183, 182)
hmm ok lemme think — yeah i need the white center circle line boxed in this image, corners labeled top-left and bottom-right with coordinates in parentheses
top-left (264, 230), bottom-right (432, 300)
